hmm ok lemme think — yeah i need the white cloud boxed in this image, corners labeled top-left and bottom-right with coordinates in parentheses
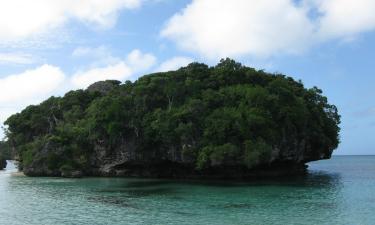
top-left (0, 0), bottom-right (142, 41)
top-left (72, 47), bottom-right (157, 70)
top-left (161, 0), bottom-right (314, 58)
top-left (312, 0), bottom-right (375, 39)
top-left (71, 62), bottom-right (132, 89)
top-left (0, 52), bottom-right (35, 64)
top-left (156, 56), bottom-right (194, 72)
top-left (161, 0), bottom-right (375, 59)
top-left (71, 47), bottom-right (157, 88)
top-left (0, 64), bottom-right (65, 105)
top-left (126, 49), bottom-right (157, 72)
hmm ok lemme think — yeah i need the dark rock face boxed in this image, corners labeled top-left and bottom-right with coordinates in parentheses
top-left (82, 137), bottom-right (327, 178)
top-left (21, 133), bottom-right (332, 178)
top-left (23, 166), bottom-right (59, 177)
top-left (61, 170), bottom-right (83, 178)
top-left (0, 159), bottom-right (6, 170)
top-left (22, 140), bottom-right (65, 176)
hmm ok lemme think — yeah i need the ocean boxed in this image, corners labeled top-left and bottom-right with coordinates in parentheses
top-left (0, 156), bottom-right (374, 225)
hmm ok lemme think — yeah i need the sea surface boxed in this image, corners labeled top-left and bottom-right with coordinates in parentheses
top-left (0, 156), bottom-right (374, 225)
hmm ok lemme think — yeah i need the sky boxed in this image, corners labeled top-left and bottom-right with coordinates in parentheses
top-left (0, 0), bottom-right (374, 155)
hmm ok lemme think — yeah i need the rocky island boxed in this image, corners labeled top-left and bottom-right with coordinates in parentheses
top-left (3, 59), bottom-right (340, 178)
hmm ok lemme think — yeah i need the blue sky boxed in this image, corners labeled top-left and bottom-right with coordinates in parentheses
top-left (0, 0), bottom-right (374, 155)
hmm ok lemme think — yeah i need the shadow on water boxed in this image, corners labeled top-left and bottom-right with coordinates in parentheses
top-left (120, 180), bottom-right (171, 188)
top-left (148, 170), bottom-right (343, 189)
top-left (90, 181), bottom-right (180, 209)
top-left (95, 168), bottom-right (343, 193)
top-left (87, 195), bottom-right (138, 209)
top-left (92, 169), bottom-right (343, 209)
top-left (96, 186), bottom-right (177, 197)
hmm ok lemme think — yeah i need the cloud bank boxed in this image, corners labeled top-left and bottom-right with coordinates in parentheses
top-left (0, 65), bottom-right (65, 106)
top-left (0, 0), bottom-right (142, 41)
top-left (161, 0), bottom-right (375, 58)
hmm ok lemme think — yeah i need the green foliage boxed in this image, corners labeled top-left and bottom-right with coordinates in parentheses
top-left (3, 60), bottom-right (341, 173)
top-left (243, 139), bottom-right (272, 168)
top-left (211, 143), bottom-right (240, 163)
top-left (60, 164), bottom-right (74, 173)
top-left (0, 141), bottom-right (12, 160)
top-left (22, 149), bottom-right (35, 167)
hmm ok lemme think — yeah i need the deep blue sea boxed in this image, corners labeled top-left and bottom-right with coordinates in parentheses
top-left (0, 156), bottom-right (374, 225)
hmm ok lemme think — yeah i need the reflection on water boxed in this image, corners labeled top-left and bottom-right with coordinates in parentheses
top-left (0, 156), bottom-right (375, 225)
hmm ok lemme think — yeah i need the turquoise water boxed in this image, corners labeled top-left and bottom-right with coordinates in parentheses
top-left (0, 156), bottom-right (374, 225)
